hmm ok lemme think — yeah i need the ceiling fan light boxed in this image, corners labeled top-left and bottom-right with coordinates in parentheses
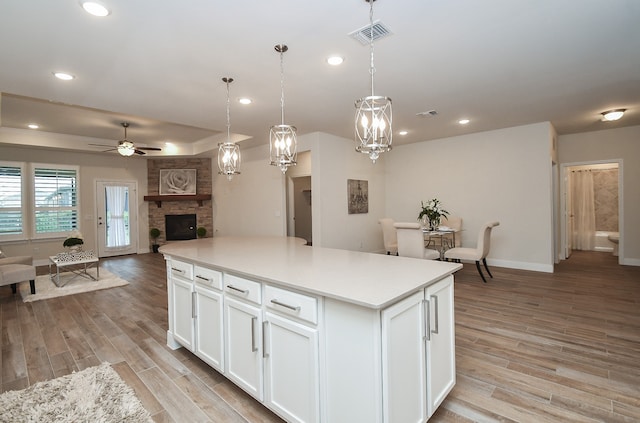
top-left (118, 141), bottom-right (135, 156)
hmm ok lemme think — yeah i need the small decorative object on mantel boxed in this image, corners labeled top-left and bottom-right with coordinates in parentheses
top-left (63, 230), bottom-right (84, 251)
top-left (159, 169), bottom-right (197, 195)
top-left (418, 198), bottom-right (449, 230)
top-left (196, 227), bottom-right (207, 238)
top-left (347, 179), bottom-right (368, 214)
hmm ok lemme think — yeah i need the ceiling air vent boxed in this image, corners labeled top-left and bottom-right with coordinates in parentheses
top-left (349, 20), bottom-right (392, 45)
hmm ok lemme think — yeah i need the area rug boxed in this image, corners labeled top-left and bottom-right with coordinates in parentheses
top-left (0, 362), bottom-right (152, 422)
top-left (19, 268), bottom-right (129, 303)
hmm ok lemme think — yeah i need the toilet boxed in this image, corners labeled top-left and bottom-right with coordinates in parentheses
top-left (608, 232), bottom-right (619, 256)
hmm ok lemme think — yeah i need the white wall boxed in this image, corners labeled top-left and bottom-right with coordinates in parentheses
top-left (385, 122), bottom-right (555, 272)
top-left (0, 144), bottom-right (149, 263)
top-left (558, 125), bottom-right (640, 265)
top-left (212, 132), bottom-right (387, 253)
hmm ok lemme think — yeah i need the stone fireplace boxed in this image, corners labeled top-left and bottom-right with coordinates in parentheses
top-left (146, 158), bottom-right (212, 245)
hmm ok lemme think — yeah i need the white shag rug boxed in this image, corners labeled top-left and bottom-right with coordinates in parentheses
top-left (0, 362), bottom-right (152, 423)
top-left (19, 269), bottom-right (129, 302)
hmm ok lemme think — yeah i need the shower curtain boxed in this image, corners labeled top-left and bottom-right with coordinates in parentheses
top-left (570, 170), bottom-right (596, 250)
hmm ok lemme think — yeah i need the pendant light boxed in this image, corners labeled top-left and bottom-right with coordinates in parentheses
top-left (355, 0), bottom-right (392, 163)
top-left (218, 77), bottom-right (241, 180)
top-left (269, 44), bottom-right (297, 173)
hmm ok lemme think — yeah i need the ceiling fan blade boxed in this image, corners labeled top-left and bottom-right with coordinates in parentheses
top-left (134, 149), bottom-right (147, 155)
top-left (137, 147), bottom-right (162, 151)
top-left (88, 143), bottom-right (116, 148)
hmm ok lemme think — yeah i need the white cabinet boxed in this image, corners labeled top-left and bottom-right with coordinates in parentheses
top-left (169, 260), bottom-right (194, 350)
top-left (382, 275), bottom-right (455, 422)
top-left (194, 266), bottom-right (224, 372)
top-left (224, 275), bottom-right (264, 400)
top-left (264, 286), bottom-right (320, 423)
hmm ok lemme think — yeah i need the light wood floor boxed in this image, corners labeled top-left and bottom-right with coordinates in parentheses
top-left (1, 250), bottom-right (638, 422)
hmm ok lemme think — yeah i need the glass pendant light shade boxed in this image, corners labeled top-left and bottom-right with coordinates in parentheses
top-left (269, 44), bottom-right (297, 173)
top-left (218, 77), bottom-right (241, 180)
top-left (355, 95), bottom-right (392, 163)
top-left (355, 0), bottom-right (392, 163)
top-left (117, 141), bottom-right (135, 156)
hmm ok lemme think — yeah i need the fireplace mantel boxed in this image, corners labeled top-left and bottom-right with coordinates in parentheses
top-left (144, 194), bottom-right (212, 208)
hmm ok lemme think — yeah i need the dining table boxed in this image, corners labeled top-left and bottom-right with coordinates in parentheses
top-left (423, 226), bottom-right (458, 259)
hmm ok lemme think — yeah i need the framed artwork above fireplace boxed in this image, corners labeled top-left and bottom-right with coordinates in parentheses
top-left (159, 169), bottom-right (197, 195)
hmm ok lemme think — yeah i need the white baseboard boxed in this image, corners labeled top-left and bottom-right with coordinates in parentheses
top-left (621, 257), bottom-right (640, 266)
top-left (487, 258), bottom-right (554, 273)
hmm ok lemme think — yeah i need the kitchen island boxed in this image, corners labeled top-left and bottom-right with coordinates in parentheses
top-left (161, 236), bottom-right (461, 423)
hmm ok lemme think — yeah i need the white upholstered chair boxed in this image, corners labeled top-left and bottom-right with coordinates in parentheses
top-left (379, 218), bottom-right (398, 255)
top-left (394, 222), bottom-right (440, 260)
top-left (444, 221), bottom-right (499, 282)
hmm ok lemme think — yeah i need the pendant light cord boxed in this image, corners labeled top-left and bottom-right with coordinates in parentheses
top-left (369, 0), bottom-right (376, 97)
top-left (226, 79), bottom-right (231, 142)
top-left (280, 49), bottom-right (286, 125)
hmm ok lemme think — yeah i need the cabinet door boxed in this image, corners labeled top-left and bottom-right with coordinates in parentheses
top-left (381, 290), bottom-right (427, 423)
top-left (171, 277), bottom-right (194, 350)
top-left (264, 312), bottom-right (319, 423)
top-left (225, 296), bottom-right (263, 400)
top-left (425, 275), bottom-right (455, 417)
top-left (195, 285), bottom-right (224, 372)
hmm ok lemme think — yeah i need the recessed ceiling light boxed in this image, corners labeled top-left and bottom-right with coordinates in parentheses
top-left (53, 72), bottom-right (75, 81)
top-left (80, 1), bottom-right (110, 17)
top-left (28, 124), bottom-right (39, 129)
top-left (238, 98), bottom-right (252, 105)
top-left (398, 130), bottom-right (408, 136)
top-left (458, 119), bottom-right (470, 125)
top-left (601, 109), bottom-right (625, 121)
top-left (327, 56), bottom-right (344, 66)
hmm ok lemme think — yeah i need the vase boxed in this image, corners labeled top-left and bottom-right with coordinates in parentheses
top-left (430, 217), bottom-right (440, 230)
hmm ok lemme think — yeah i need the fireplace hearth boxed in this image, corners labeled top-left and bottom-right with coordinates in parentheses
top-left (165, 214), bottom-right (197, 240)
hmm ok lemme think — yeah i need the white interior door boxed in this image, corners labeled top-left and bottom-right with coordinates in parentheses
top-left (96, 180), bottom-right (138, 257)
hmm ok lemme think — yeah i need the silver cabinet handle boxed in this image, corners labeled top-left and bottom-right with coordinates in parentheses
top-left (251, 316), bottom-right (258, 352)
top-left (262, 321), bottom-right (269, 358)
top-left (192, 292), bottom-right (196, 318)
top-left (430, 294), bottom-right (439, 335)
top-left (270, 299), bottom-right (301, 312)
top-left (424, 298), bottom-right (431, 341)
top-left (227, 284), bottom-right (248, 294)
top-left (196, 275), bottom-right (211, 282)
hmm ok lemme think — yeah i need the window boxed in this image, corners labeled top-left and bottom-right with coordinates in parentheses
top-left (33, 165), bottom-right (79, 238)
top-left (0, 162), bottom-right (80, 242)
top-left (0, 162), bottom-right (25, 240)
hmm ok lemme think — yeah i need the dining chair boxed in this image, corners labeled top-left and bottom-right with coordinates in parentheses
top-left (379, 218), bottom-right (398, 255)
top-left (444, 221), bottom-right (500, 282)
top-left (394, 222), bottom-right (440, 260)
top-left (440, 215), bottom-right (463, 248)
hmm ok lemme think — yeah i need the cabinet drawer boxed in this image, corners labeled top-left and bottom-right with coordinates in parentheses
top-left (170, 259), bottom-right (193, 280)
top-left (265, 285), bottom-right (318, 325)
top-left (224, 274), bottom-right (262, 305)
top-left (194, 266), bottom-right (222, 290)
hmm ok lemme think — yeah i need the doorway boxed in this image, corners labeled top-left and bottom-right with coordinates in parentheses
top-left (288, 176), bottom-right (312, 245)
top-left (96, 180), bottom-right (138, 257)
top-left (560, 161), bottom-right (622, 264)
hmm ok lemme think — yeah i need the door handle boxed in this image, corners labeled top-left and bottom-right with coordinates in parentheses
top-left (251, 317), bottom-right (258, 352)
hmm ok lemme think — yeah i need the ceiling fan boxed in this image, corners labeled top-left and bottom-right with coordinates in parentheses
top-left (90, 122), bottom-right (162, 156)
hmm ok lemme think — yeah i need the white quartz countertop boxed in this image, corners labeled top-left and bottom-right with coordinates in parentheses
top-left (160, 237), bottom-right (462, 309)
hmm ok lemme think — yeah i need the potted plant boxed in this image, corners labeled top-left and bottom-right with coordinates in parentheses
top-left (196, 227), bottom-right (207, 238)
top-left (149, 228), bottom-right (161, 253)
top-left (418, 198), bottom-right (449, 230)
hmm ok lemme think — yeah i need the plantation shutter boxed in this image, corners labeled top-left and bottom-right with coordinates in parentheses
top-left (33, 166), bottom-right (79, 236)
top-left (0, 163), bottom-right (25, 239)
